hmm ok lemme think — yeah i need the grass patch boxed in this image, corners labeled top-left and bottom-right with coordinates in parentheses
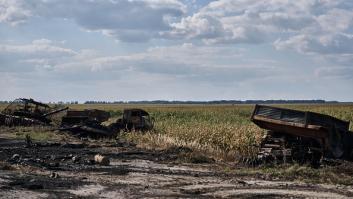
top-left (8, 126), bottom-right (65, 141)
top-left (226, 163), bottom-right (353, 185)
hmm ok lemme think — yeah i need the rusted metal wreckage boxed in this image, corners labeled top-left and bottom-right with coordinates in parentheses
top-left (0, 98), bottom-right (68, 126)
top-left (59, 108), bottom-right (154, 137)
top-left (0, 98), bottom-right (154, 137)
top-left (251, 104), bottom-right (353, 165)
top-left (60, 109), bottom-right (114, 137)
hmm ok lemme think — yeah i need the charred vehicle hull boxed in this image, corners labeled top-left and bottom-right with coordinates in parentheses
top-left (60, 109), bottom-right (116, 137)
top-left (251, 104), bottom-right (353, 165)
top-left (114, 109), bottom-right (154, 132)
top-left (0, 98), bottom-right (68, 126)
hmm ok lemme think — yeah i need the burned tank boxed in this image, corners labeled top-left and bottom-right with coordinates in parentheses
top-left (251, 104), bottom-right (353, 165)
top-left (0, 98), bottom-right (68, 126)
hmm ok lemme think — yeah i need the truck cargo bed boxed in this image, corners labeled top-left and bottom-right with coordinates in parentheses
top-left (251, 104), bottom-right (350, 139)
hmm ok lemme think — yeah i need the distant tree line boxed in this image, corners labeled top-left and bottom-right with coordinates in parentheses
top-left (57, 101), bottom-right (79, 105)
top-left (0, 99), bottom-right (343, 105)
top-left (0, 101), bottom-right (79, 104)
top-left (84, 101), bottom-right (123, 104)
top-left (83, 99), bottom-right (340, 104)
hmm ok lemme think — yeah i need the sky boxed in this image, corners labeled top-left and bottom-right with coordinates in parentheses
top-left (0, 0), bottom-right (352, 102)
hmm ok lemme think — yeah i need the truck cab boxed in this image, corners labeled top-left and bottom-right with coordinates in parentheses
top-left (122, 109), bottom-right (153, 131)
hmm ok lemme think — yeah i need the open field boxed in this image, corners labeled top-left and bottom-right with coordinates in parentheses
top-left (72, 103), bottom-right (353, 161)
top-left (1, 103), bottom-right (353, 161)
top-left (1, 103), bottom-right (353, 197)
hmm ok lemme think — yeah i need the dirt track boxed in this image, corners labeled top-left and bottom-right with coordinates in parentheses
top-left (1, 137), bottom-right (353, 198)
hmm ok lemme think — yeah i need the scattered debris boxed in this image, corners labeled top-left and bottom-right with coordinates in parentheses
top-left (11, 154), bottom-right (20, 161)
top-left (1, 136), bottom-right (353, 198)
top-left (72, 156), bottom-right (80, 163)
top-left (251, 104), bottom-right (353, 166)
top-left (50, 172), bottom-right (59, 178)
top-left (25, 134), bottom-right (33, 148)
top-left (94, 154), bottom-right (110, 166)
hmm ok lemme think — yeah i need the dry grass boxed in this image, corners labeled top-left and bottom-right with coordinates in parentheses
top-left (227, 162), bottom-right (353, 185)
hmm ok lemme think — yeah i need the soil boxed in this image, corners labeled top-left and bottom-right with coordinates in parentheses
top-left (0, 134), bottom-right (353, 198)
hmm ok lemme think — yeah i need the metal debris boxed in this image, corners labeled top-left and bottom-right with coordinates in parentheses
top-left (59, 108), bottom-right (154, 138)
top-left (251, 104), bottom-right (353, 166)
top-left (0, 98), bottom-right (68, 127)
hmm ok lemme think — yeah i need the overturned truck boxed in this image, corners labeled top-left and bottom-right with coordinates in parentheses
top-left (251, 104), bottom-right (353, 165)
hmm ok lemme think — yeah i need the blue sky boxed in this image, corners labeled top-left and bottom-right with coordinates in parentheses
top-left (0, 0), bottom-right (352, 102)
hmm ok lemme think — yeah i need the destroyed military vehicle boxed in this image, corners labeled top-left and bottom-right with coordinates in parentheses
top-left (60, 109), bottom-right (114, 137)
top-left (0, 98), bottom-right (68, 126)
top-left (59, 108), bottom-right (153, 137)
top-left (251, 104), bottom-right (353, 166)
top-left (113, 109), bottom-right (154, 132)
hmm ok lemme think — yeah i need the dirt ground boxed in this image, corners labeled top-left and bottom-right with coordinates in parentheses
top-left (1, 132), bottom-right (353, 198)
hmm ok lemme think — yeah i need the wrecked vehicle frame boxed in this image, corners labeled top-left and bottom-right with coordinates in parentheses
top-left (251, 104), bottom-right (353, 165)
top-left (0, 98), bottom-right (68, 126)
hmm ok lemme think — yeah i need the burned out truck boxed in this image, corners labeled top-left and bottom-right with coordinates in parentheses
top-left (251, 104), bottom-right (353, 165)
top-left (0, 98), bottom-right (68, 126)
top-left (113, 109), bottom-right (154, 132)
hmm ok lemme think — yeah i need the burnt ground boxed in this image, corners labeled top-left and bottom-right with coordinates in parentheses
top-left (0, 135), bottom-right (353, 198)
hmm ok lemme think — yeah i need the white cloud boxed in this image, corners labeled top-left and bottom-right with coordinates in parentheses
top-left (0, 0), bottom-right (186, 42)
top-left (3, 0), bottom-right (353, 53)
top-left (0, 39), bottom-right (76, 55)
top-left (166, 13), bottom-right (227, 40)
top-left (274, 34), bottom-right (353, 55)
top-left (0, 0), bottom-right (32, 26)
top-left (167, 0), bottom-right (353, 54)
top-left (1, 1), bottom-right (353, 101)
top-left (0, 39), bottom-right (277, 84)
top-left (316, 8), bottom-right (353, 33)
top-left (315, 67), bottom-right (353, 79)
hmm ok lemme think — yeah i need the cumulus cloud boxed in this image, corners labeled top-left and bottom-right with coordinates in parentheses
top-left (0, 39), bottom-right (278, 84)
top-left (0, 0), bottom-right (186, 42)
top-left (166, 0), bottom-right (353, 56)
top-left (274, 33), bottom-right (353, 55)
top-left (0, 0), bottom-right (32, 25)
top-left (3, 0), bottom-right (353, 53)
top-left (1, 1), bottom-right (353, 101)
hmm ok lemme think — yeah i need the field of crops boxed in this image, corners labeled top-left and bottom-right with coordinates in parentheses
top-left (1, 103), bottom-right (353, 161)
top-left (61, 103), bottom-right (352, 161)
